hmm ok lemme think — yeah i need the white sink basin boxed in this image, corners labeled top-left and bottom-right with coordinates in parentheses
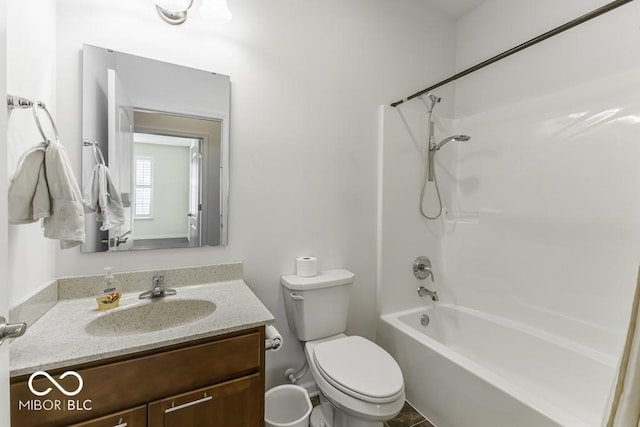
top-left (85, 298), bottom-right (216, 336)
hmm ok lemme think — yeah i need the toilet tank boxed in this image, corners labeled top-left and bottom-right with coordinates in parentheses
top-left (281, 269), bottom-right (355, 341)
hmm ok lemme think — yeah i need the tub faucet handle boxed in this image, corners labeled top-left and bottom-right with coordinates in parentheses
top-left (413, 256), bottom-right (434, 282)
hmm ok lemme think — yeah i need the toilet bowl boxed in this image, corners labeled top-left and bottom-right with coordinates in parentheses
top-left (281, 269), bottom-right (406, 427)
top-left (305, 334), bottom-right (405, 427)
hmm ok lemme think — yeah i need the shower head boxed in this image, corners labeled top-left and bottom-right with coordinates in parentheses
top-left (433, 134), bottom-right (471, 151)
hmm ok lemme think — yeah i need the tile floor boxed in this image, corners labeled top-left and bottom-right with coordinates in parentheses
top-left (310, 396), bottom-right (434, 427)
top-left (385, 401), bottom-right (435, 427)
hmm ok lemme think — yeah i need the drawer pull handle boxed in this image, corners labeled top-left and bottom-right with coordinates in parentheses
top-left (113, 418), bottom-right (127, 427)
top-left (165, 393), bottom-right (213, 413)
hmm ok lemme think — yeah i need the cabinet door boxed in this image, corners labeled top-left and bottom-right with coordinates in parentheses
top-left (11, 330), bottom-right (261, 427)
top-left (148, 374), bottom-right (261, 427)
top-left (68, 405), bottom-right (146, 427)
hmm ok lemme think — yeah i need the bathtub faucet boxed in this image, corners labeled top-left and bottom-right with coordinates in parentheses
top-left (418, 286), bottom-right (439, 302)
top-left (413, 256), bottom-right (435, 282)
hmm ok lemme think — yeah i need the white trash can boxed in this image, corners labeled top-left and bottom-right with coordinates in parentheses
top-left (265, 384), bottom-right (313, 427)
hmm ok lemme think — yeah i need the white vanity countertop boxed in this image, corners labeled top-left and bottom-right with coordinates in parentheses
top-left (9, 280), bottom-right (274, 377)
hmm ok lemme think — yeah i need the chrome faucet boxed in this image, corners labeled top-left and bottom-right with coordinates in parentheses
top-left (413, 256), bottom-right (435, 282)
top-left (414, 256), bottom-right (438, 301)
top-left (418, 286), bottom-right (439, 302)
top-left (139, 275), bottom-right (177, 299)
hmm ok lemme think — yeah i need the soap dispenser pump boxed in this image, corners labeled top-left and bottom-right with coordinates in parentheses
top-left (96, 267), bottom-right (121, 311)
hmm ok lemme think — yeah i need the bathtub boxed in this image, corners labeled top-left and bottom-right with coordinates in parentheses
top-left (377, 304), bottom-right (618, 427)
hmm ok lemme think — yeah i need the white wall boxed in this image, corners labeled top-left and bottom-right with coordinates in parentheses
top-left (0, 0), bottom-right (10, 423)
top-left (378, 0), bottom-right (640, 366)
top-left (455, 0), bottom-right (640, 116)
top-left (6, 0), bottom-right (57, 306)
top-left (52, 0), bottom-right (456, 389)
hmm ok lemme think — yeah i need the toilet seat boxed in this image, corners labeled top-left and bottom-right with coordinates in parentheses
top-left (313, 336), bottom-right (404, 404)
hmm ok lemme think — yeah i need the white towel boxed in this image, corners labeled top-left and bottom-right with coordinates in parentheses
top-left (42, 141), bottom-right (86, 249)
top-left (8, 142), bottom-right (51, 224)
top-left (83, 163), bottom-right (125, 231)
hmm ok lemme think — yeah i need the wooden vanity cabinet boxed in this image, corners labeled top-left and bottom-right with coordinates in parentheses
top-left (10, 326), bottom-right (265, 427)
top-left (68, 405), bottom-right (147, 427)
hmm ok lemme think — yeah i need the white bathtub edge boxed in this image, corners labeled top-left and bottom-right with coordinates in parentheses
top-left (380, 309), bottom-right (594, 427)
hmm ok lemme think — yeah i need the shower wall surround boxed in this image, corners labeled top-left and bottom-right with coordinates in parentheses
top-left (7, 0), bottom-right (458, 390)
top-left (377, 105), bottom-right (456, 314)
top-left (379, 0), bottom-right (640, 362)
top-left (450, 0), bottom-right (640, 356)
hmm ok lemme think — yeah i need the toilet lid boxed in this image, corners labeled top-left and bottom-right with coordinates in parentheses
top-left (313, 336), bottom-right (404, 403)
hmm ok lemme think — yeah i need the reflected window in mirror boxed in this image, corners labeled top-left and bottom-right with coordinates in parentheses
top-left (134, 155), bottom-right (154, 219)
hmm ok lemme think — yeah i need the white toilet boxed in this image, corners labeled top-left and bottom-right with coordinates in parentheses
top-left (281, 269), bottom-right (405, 427)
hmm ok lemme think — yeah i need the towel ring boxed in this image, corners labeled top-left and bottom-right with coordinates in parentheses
top-left (32, 102), bottom-right (60, 145)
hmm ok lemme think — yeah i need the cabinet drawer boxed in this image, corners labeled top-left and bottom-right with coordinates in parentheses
top-left (11, 330), bottom-right (262, 426)
top-left (148, 374), bottom-right (262, 427)
top-left (68, 405), bottom-right (147, 427)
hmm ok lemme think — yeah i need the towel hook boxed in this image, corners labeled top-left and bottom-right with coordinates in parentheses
top-left (83, 139), bottom-right (106, 165)
top-left (32, 102), bottom-right (60, 145)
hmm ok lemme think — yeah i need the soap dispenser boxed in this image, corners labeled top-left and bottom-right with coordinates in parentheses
top-left (96, 267), bottom-right (121, 311)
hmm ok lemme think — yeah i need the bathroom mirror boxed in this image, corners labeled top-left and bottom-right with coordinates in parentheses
top-left (81, 45), bottom-right (229, 252)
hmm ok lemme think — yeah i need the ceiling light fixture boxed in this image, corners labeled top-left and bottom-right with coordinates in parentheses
top-left (155, 0), bottom-right (193, 25)
top-left (154, 0), bottom-right (232, 25)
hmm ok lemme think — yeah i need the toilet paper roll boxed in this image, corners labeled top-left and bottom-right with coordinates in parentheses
top-left (266, 325), bottom-right (283, 352)
top-left (296, 256), bottom-right (318, 277)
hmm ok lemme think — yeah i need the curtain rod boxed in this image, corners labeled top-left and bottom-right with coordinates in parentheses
top-left (390, 0), bottom-right (634, 108)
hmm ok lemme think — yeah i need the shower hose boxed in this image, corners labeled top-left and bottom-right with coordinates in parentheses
top-left (419, 109), bottom-right (443, 220)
